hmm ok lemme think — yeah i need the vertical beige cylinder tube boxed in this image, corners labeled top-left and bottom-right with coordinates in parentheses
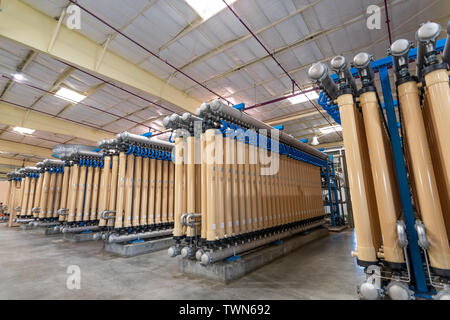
top-left (90, 166), bottom-right (100, 220)
top-left (53, 172), bottom-right (63, 218)
top-left (34, 173), bottom-right (43, 218)
top-left (399, 80), bottom-right (450, 270)
top-left (20, 176), bottom-right (30, 217)
top-left (132, 156), bottom-right (142, 227)
top-left (98, 156), bottom-right (111, 226)
top-left (27, 176), bottom-right (36, 216)
top-left (154, 158), bottom-right (162, 224)
top-left (215, 133), bottom-right (225, 239)
top-left (161, 159), bottom-right (169, 224)
top-left (200, 133), bottom-right (208, 239)
top-left (67, 165), bottom-right (79, 223)
top-left (114, 153), bottom-right (127, 229)
top-left (7, 182), bottom-right (18, 227)
top-left (249, 142), bottom-right (259, 230)
top-left (173, 138), bottom-right (185, 237)
top-left (75, 166), bottom-right (87, 222)
top-left (147, 157), bottom-right (156, 226)
top-left (186, 136), bottom-right (196, 237)
top-left (38, 171), bottom-right (50, 219)
top-left (244, 143), bottom-right (253, 232)
top-left (82, 166), bottom-right (94, 221)
top-left (231, 136), bottom-right (240, 235)
top-left (338, 93), bottom-right (379, 264)
top-left (5, 179), bottom-right (12, 213)
top-left (140, 156), bottom-right (149, 225)
top-left (58, 167), bottom-right (70, 221)
top-left (424, 69), bottom-right (450, 238)
top-left (123, 154), bottom-right (135, 228)
top-left (105, 155), bottom-right (117, 226)
top-left (206, 130), bottom-right (218, 241)
top-left (359, 91), bottom-right (404, 264)
top-left (168, 160), bottom-right (175, 224)
top-left (46, 172), bottom-right (57, 218)
top-left (237, 137), bottom-right (247, 233)
top-left (224, 136), bottom-right (233, 237)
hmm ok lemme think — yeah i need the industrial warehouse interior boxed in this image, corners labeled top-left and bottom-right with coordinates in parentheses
top-left (0, 0), bottom-right (449, 305)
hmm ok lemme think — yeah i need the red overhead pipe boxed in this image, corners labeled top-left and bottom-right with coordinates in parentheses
top-left (222, 0), bottom-right (341, 138)
top-left (67, 0), bottom-right (233, 105)
top-left (384, 0), bottom-right (393, 45)
top-left (2, 75), bottom-right (162, 133)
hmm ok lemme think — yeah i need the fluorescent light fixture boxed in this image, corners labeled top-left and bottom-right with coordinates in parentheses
top-left (54, 87), bottom-right (86, 103)
top-left (320, 125), bottom-right (343, 135)
top-left (287, 90), bottom-right (319, 104)
top-left (185, 0), bottom-right (237, 20)
top-left (13, 127), bottom-right (35, 135)
top-left (13, 73), bottom-right (25, 81)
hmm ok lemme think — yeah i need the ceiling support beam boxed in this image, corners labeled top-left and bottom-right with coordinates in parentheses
top-left (0, 101), bottom-right (114, 142)
top-left (0, 139), bottom-right (52, 158)
top-left (0, 0), bottom-right (201, 114)
top-left (0, 156), bottom-right (34, 168)
top-left (265, 107), bottom-right (327, 126)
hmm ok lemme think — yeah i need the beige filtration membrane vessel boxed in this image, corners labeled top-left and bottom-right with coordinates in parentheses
top-left (107, 154), bottom-right (118, 227)
top-left (415, 21), bottom-right (450, 274)
top-left (123, 154), bottom-right (135, 228)
top-left (90, 166), bottom-right (101, 221)
top-left (353, 52), bottom-right (405, 266)
top-left (33, 168), bottom-right (44, 218)
top-left (58, 166), bottom-right (71, 222)
top-left (53, 170), bottom-right (63, 218)
top-left (38, 170), bottom-right (50, 219)
top-left (140, 156), bottom-right (149, 225)
top-left (114, 152), bottom-right (127, 229)
top-left (8, 175), bottom-right (21, 227)
top-left (67, 164), bottom-right (80, 223)
top-left (185, 136), bottom-right (197, 238)
top-left (46, 170), bottom-right (57, 218)
top-left (173, 136), bottom-right (185, 238)
top-left (161, 158), bottom-right (169, 224)
top-left (97, 155), bottom-right (111, 226)
top-left (75, 164), bottom-right (87, 222)
top-left (20, 175), bottom-right (31, 217)
top-left (390, 38), bottom-right (450, 273)
top-left (309, 61), bottom-right (381, 266)
top-left (147, 157), bottom-right (156, 226)
top-left (206, 129), bottom-right (218, 242)
top-left (82, 166), bottom-right (94, 222)
top-left (215, 132), bottom-right (225, 239)
top-left (132, 156), bottom-right (142, 227)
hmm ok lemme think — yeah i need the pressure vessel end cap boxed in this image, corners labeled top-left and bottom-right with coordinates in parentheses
top-left (390, 39), bottom-right (411, 57)
top-left (330, 55), bottom-right (347, 71)
top-left (353, 52), bottom-right (372, 68)
top-left (416, 21), bottom-right (441, 42)
top-left (200, 252), bottom-right (212, 265)
top-left (307, 62), bottom-right (327, 81)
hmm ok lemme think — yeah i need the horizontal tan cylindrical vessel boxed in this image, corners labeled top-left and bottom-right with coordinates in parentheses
top-left (338, 93), bottom-right (380, 264)
top-left (359, 90), bottom-right (404, 265)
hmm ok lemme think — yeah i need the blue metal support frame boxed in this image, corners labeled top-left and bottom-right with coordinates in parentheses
top-left (378, 65), bottom-right (428, 293)
top-left (329, 155), bottom-right (341, 225)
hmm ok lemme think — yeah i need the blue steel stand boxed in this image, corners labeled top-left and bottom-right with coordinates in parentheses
top-left (378, 66), bottom-right (428, 294)
top-left (329, 155), bottom-right (341, 225)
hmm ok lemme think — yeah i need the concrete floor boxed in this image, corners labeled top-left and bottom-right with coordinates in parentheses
top-left (0, 223), bottom-right (365, 299)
